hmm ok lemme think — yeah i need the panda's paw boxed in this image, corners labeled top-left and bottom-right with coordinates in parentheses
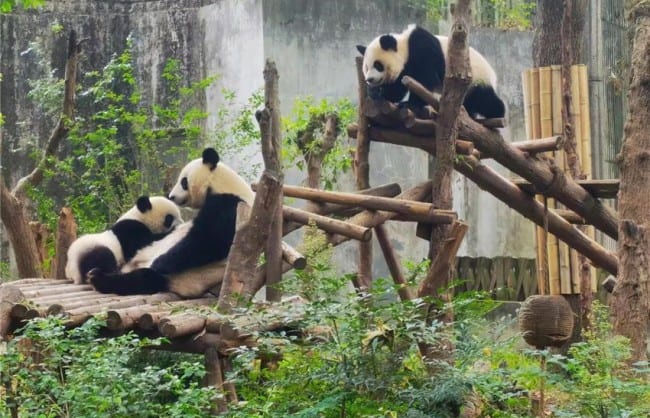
top-left (87, 268), bottom-right (113, 294)
top-left (367, 86), bottom-right (384, 101)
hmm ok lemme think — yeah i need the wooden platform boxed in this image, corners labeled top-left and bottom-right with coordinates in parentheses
top-left (0, 279), bottom-right (307, 354)
top-left (512, 179), bottom-right (620, 199)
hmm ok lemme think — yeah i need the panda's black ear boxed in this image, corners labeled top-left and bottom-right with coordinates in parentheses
top-left (356, 45), bottom-right (366, 55)
top-left (136, 196), bottom-right (152, 213)
top-left (202, 148), bottom-right (220, 171)
top-left (379, 35), bottom-right (397, 51)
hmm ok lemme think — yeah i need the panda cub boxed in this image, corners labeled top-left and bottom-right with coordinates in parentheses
top-left (356, 24), bottom-right (506, 119)
top-left (89, 148), bottom-right (254, 297)
top-left (65, 196), bottom-right (182, 284)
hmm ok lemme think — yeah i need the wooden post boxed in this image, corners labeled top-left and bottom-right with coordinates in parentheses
top-left (264, 60), bottom-right (284, 302)
top-left (51, 207), bottom-right (77, 280)
top-left (218, 62), bottom-right (284, 312)
top-left (375, 225), bottom-right (415, 301)
top-left (204, 346), bottom-right (228, 414)
top-left (354, 56), bottom-right (373, 289)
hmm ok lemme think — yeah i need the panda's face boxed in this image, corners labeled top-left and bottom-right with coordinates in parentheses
top-left (169, 158), bottom-right (202, 208)
top-left (357, 32), bottom-right (409, 87)
top-left (169, 148), bottom-right (255, 208)
top-left (119, 196), bottom-right (182, 234)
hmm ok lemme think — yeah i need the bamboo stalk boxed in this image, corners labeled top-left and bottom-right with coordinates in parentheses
top-left (522, 69), bottom-right (532, 140)
top-left (540, 66), bottom-right (561, 296)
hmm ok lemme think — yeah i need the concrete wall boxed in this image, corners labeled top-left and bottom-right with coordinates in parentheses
top-left (1, 0), bottom-right (536, 277)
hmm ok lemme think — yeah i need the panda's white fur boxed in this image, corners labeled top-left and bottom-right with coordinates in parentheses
top-left (89, 148), bottom-right (251, 297)
top-left (168, 154), bottom-right (254, 208)
top-left (433, 35), bottom-right (498, 88)
top-left (65, 196), bottom-right (182, 284)
top-left (357, 24), bottom-right (505, 119)
top-left (121, 222), bottom-right (192, 272)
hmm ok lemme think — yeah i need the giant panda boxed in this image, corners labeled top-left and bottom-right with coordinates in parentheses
top-left (65, 196), bottom-right (182, 284)
top-left (356, 24), bottom-right (506, 119)
top-left (88, 148), bottom-right (254, 297)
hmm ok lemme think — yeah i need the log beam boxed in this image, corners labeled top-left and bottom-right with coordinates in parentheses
top-left (403, 77), bottom-right (619, 239)
top-left (455, 155), bottom-right (618, 275)
top-left (281, 184), bottom-right (455, 224)
top-left (283, 205), bottom-right (372, 242)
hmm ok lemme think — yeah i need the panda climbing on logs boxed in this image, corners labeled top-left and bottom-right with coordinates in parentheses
top-left (88, 148), bottom-right (254, 297)
top-left (65, 196), bottom-right (183, 284)
top-left (356, 24), bottom-right (506, 119)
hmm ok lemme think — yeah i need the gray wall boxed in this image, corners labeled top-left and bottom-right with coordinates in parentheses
top-left (1, 0), bottom-right (536, 277)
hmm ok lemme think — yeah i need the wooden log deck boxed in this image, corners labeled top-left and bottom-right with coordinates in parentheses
top-left (0, 279), bottom-right (308, 355)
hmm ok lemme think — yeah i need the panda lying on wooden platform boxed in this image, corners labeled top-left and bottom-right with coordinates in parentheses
top-left (65, 196), bottom-right (182, 284)
top-left (89, 148), bottom-right (254, 297)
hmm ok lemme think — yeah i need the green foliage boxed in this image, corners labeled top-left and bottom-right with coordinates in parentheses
top-left (406, 0), bottom-right (535, 30)
top-left (19, 32), bottom-right (271, 275)
top-left (282, 96), bottom-right (356, 189)
top-left (0, 317), bottom-right (213, 417)
top-left (548, 302), bottom-right (650, 417)
top-left (0, 0), bottom-right (45, 13)
top-left (227, 262), bottom-right (650, 417)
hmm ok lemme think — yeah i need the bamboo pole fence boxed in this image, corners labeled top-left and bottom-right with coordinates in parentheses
top-left (523, 65), bottom-right (599, 295)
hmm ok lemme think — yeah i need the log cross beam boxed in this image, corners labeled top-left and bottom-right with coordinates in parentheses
top-left (401, 76), bottom-right (619, 240)
top-left (367, 130), bottom-right (618, 275)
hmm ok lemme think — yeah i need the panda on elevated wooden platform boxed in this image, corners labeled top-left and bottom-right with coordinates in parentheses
top-left (89, 148), bottom-right (254, 297)
top-left (356, 24), bottom-right (506, 120)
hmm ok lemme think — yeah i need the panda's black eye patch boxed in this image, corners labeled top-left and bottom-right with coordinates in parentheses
top-left (181, 177), bottom-right (188, 191)
top-left (373, 61), bottom-right (384, 72)
top-left (164, 214), bottom-right (175, 228)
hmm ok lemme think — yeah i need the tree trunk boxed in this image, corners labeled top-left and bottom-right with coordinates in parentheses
top-left (0, 182), bottom-right (42, 277)
top-left (611, 1), bottom-right (650, 363)
top-left (534, 0), bottom-right (586, 67)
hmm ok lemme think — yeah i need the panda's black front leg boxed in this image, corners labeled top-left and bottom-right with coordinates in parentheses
top-left (88, 267), bottom-right (168, 295)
